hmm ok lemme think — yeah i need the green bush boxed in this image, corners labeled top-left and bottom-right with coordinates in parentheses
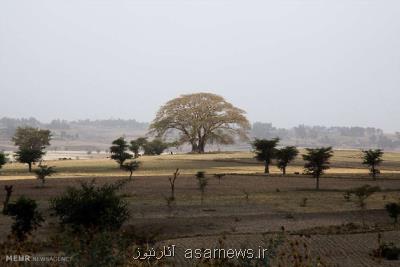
top-left (385, 203), bottom-right (400, 223)
top-left (50, 180), bottom-right (129, 232)
top-left (5, 196), bottom-right (44, 241)
top-left (58, 230), bottom-right (131, 267)
top-left (143, 139), bottom-right (169, 155)
top-left (34, 164), bottom-right (56, 186)
top-left (381, 243), bottom-right (400, 261)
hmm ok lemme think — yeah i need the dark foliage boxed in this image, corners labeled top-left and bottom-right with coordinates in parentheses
top-left (50, 180), bottom-right (129, 232)
top-left (302, 147), bottom-right (333, 190)
top-left (362, 149), bottom-right (384, 179)
top-left (385, 203), bottom-right (400, 223)
top-left (275, 146), bottom-right (299, 175)
top-left (252, 138), bottom-right (280, 174)
top-left (5, 196), bottom-right (44, 241)
top-left (0, 152), bottom-right (7, 170)
top-left (110, 137), bottom-right (132, 167)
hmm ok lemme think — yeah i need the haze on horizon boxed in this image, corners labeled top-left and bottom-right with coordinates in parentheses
top-left (1, 0), bottom-right (399, 132)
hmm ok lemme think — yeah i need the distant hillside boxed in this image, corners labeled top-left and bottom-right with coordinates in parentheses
top-left (251, 122), bottom-right (400, 151)
top-left (0, 117), bottom-right (148, 151)
top-left (0, 118), bottom-right (399, 151)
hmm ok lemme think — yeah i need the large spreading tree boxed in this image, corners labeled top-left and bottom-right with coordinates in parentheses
top-left (149, 93), bottom-right (250, 153)
top-left (12, 127), bottom-right (51, 172)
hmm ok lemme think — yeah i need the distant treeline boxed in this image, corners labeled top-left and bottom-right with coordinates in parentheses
top-left (252, 122), bottom-right (400, 150)
top-left (0, 117), bottom-right (148, 136)
top-left (0, 118), bottom-right (399, 150)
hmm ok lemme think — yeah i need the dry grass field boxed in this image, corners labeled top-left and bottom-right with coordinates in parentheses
top-left (0, 150), bottom-right (400, 266)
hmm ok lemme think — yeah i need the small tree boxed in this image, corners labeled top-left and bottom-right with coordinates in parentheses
top-left (252, 138), bottom-right (280, 174)
top-left (362, 149), bottom-right (384, 180)
top-left (14, 149), bottom-right (44, 173)
top-left (130, 137), bottom-right (148, 158)
top-left (5, 196), bottom-right (44, 241)
top-left (0, 152), bottom-right (7, 170)
top-left (195, 171), bottom-right (208, 205)
top-left (50, 180), bottom-right (129, 233)
top-left (302, 147), bottom-right (333, 190)
top-left (275, 146), bottom-right (299, 175)
top-left (12, 127), bottom-right (51, 172)
top-left (34, 164), bottom-right (56, 187)
top-left (349, 185), bottom-right (380, 227)
top-left (130, 141), bottom-right (140, 158)
top-left (168, 169), bottom-right (180, 200)
top-left (110, 137), bottom-right (132, 168)
top-left (122, 161), bottom-right (140, 179)
top-left (385, 203), bottom-right (400, 224)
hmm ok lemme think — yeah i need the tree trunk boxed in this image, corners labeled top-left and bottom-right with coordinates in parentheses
top-left (28, 162), bottom-right (32, 172)
top-left (264, 162), bottom-right (269, 174)
top-left (191, 143), bottom-right (198, 153)
top-left (171, 185), bottom-right (175, 200)
top-left (198, 144), bottom-right (205, 153)
top-left (282, 167), bottom-right (286, 176)
top-left (3, 185), bottom-right (13, 214)
top-left (200, 139), bottom-right (206, 153)
top-left (316, 175), bottom-right (320, 190)
top-left (371, 164), bottom-right (376, 180)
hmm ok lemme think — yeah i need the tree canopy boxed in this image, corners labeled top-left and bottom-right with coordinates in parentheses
top-left (130, 137), bottom-right (170, 156)
top-left (12, 127), bottom-right (51, 172)
top-left (362, 149), bottom-right (383, 179)
top-left (302, 147), bottom-right (333, 190)
top-left (252, 138), bottom-right (280, 174)
top-left (130, 137), bottom-right (148, 158)
top-left (12, 126), bottom-right (51, 150)
top-left (110, 137), bottom-right (132, 167)
top-left (149, 93), bottom-right (250, 153)
top-left (276, 146), bottom-right (299, 175)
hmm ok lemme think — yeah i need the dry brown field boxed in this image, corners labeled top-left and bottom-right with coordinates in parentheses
top-left (0, 150), bottom-right (399, 266)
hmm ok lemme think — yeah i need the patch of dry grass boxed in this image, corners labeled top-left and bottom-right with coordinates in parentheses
top-left (1, 150), bottom-right (400, 180)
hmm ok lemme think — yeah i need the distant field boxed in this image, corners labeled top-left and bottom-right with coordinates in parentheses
top-left (1, 149), bottom-right (400, 180)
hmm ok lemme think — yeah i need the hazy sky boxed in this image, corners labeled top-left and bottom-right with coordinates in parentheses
top-left (1, 0), bottom-right (399, 132)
